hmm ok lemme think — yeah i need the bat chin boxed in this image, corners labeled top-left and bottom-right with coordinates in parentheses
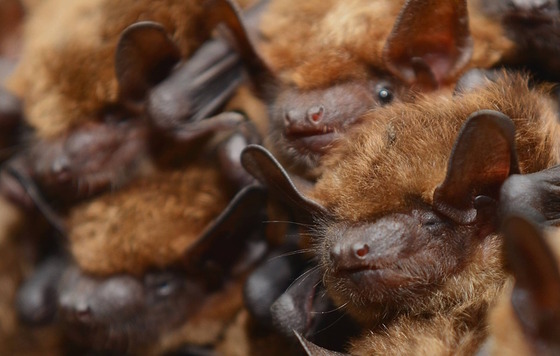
top-left (336, 267), bottom-right (413, 295)
top-left (286, 131), bottom-right (340, 156)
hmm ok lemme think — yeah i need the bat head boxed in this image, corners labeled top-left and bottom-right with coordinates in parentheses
top-left (224, 0), bottom-right (474, 178)
top-left (243, 109), bottom-right (517, 327)
top-left (18, 185), bottom-right (267, 352)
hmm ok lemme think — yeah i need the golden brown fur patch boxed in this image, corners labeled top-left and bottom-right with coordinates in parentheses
top-left (258, 0), bottom-right (513, 90)
top-left (304, 72), bottom-right (559, 354)
top-left (312, 73), bottom-right (560, 222)
top-left (67, 160), bottom-right (234, 276)
top-left (6, 0), bottom-right (253, 138)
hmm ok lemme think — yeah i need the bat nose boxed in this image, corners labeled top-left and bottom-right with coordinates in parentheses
top-left (330, 242), bottom-right (372, 270)
top-left (74, 303), bottom-right (93, 323)
top-left (51, 155), bottom-right (71, 181)
top-left (284, 106), bottom-right (325, 126)
top-left (307, 105), bottom-right (324, 124)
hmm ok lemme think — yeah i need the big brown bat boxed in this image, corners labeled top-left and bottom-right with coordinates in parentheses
top-left (241, 71), bottom-right (560, 354)
top-left (17, 185), bottom-right (268, 354)
top-left (1, 0), bottom-right (263, 212)
top-left (216, 0), bottom-right (513, 180)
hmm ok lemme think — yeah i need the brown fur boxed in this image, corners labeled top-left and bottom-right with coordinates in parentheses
top-left (304, 72), bottom-right (560, 353)
top-left (67, 157), bottom-right (234, 276)
top-left (313, 73), bottom-right (560, 221)
top-left (258, 0), bottom-right (513, 90)
top-left (6, 0), bottom-right (256, 139)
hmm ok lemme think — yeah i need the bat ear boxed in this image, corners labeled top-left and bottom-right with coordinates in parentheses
top-left (502, 214), bottom-right (560, 335)
top-left (433, 110), bottom-right (519, 224)
top-left (241, 144), bottom-right (328, 218)
top-left (294, 331), bottom-right (349, 356)
top-left (270, 267), bottom-right (322, 339)
top-left (0, 87), bottom-right (22, 157)
top-left (205, 0), bottom-right (277, 97)
top-left (115, 21), bottom-right (181, 105)
top-left (383, 0), bottom-right (473, 90)
top-left (182, 185), bottom-right (267, 282)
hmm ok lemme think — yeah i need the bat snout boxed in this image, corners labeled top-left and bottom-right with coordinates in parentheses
top-left (284, 105), bottom-right (326, 127)
top-left (330, 242), bottom-right (373, 271)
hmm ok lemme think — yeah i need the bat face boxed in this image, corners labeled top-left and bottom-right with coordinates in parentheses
top-left (227, 0), bottom-right (474, 178)
top-left (320, 208), bottom-right (470, 311)
top-left (28, 116), bottom-right (150, 204)
top-left (268, 77), bottom-right (404, 176)
top-left (57, 264), bottom-right (202, 353)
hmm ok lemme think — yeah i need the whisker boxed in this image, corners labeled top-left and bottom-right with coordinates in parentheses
top-left (286, 265), bottom-right (321, 290)
top-left (262, 220), bottom-right (314, 228)
top-left (308, 311), bottom-right (348, 337)
top-left (267, 248), bottom-right (314, 261)
top-left (310, 301), bottom-right (349, 315)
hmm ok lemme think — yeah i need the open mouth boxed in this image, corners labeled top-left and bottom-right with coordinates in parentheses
top-left (285, 126), bottom-right (339, 153)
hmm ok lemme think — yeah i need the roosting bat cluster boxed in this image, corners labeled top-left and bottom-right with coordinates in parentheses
top-left (0, 0), bottom-right (560, 355)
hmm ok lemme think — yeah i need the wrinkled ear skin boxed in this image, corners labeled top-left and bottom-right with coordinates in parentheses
top-left (499, 165), bottom-right (560, 226)
top-left (433, 110), bottom-right (519, 225)
top-left (204, 0), bottom-right (277, 98)
top-left (243, 236), bottom-right (308, 328)
top-left (502, 214), bottom-right (560, 342)
top-left (241, 144), bottom-right (329, 219)
top-left (182, 184), bottom-right (268, 289)
top-left (383, 0), bottom-right (473, 89)
top-left (115, 21), bottom-right (181, 105)
top-left (270, 267), bottom-right (361, 352)
top-left (294, 331), bottom-right (349, 356)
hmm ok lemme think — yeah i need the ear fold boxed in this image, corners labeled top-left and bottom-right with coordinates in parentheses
top-left (294, 331), bottom-right (349, 356)
top-left (502, 215), bottom-right (560, 334)
top-left (182, 184), bottom-right (267, 279)
top-left (115, 22), bottom-right (181, 105)
top-left (241, 144), bottom-right (328, 218)
top-left (204, 0), bottom-right (277, 97)
top-left (433, 110), bottom-right (519, 224)
top-left (383, 0), bottom-right (473, 90)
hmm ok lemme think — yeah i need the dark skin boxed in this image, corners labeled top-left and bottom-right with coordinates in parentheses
top-left (0, 87), bottom-right (23, 162)
top-left (241, 111), bottom-right (520, 354)
top-left (16, 185), bottom-right (268, 353)
top-left (479, 0), bottom-right (560, 81)
top-left (215, 0), bottom-right (474, 178)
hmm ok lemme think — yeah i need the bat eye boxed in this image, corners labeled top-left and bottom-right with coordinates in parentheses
top-left (145, 273), bottom-right (180, 298)
top-left (377, 87), bottom-right (393, 105)
top-left (421, 211), bottom-right (446, 229)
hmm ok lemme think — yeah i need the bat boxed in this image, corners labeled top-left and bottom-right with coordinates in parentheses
top-left (241, 70), bottom-right (560, 354)
top-left (16, 185), bottom-right (268, 354)
top-left (1, 0), bottom-right (264, 211)
top-left (216, 0), bottom-right (514, 181)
